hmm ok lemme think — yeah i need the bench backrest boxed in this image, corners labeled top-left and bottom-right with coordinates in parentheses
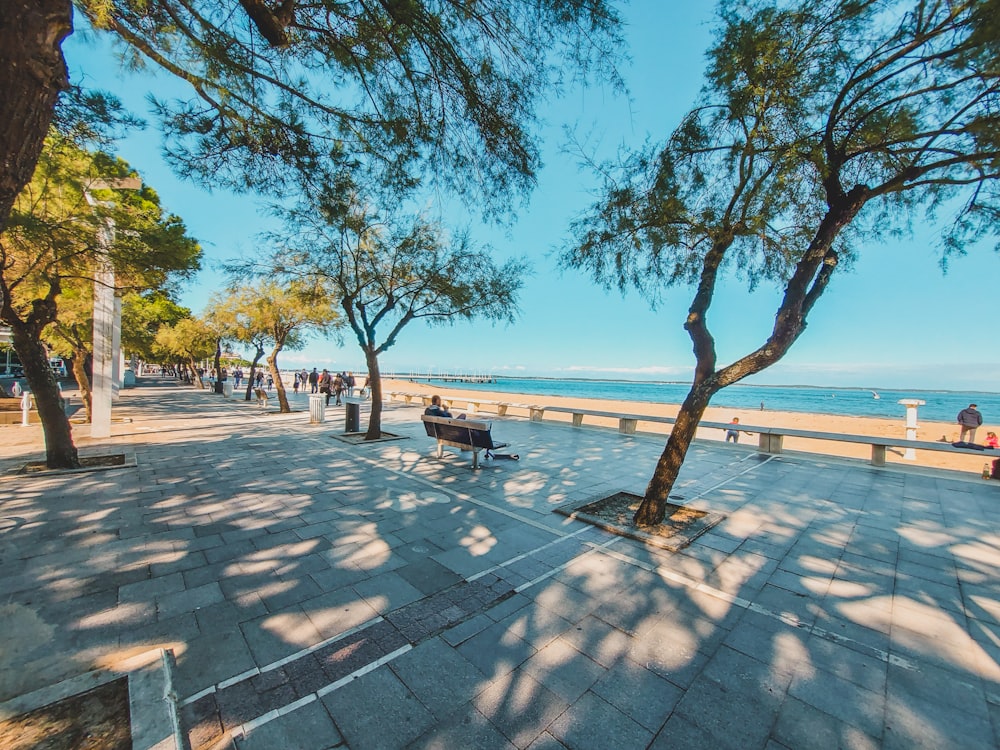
top-left (421, 415), bottom-right (496, 448)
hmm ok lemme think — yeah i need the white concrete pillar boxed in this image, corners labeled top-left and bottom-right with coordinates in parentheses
top-left (898, 399), bottom-right (926, 460)
top-left (91, 261), bottom-right (115, 438)
top-left (112, 292), bottom-right (123, 399)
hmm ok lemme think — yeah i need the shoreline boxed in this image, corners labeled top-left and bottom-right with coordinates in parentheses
top-left (382, 378), bottom-right (995, 477)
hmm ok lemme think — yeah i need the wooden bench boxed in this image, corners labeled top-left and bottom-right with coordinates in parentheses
top-left (421, 415), bottom-right (510, 469)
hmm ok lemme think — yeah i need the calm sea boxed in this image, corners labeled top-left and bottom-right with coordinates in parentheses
top-left (405, 376), bottom-right (1000, 425)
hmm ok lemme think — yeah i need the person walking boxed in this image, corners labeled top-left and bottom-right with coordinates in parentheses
top-left (333, 372), bottom-right (344, 406)
top-left (308, 368), bottom-right (319, 394)
top-left (319, 369), bottom-right (333, 405)
top-left (957, 403), bottom-right (983, 444)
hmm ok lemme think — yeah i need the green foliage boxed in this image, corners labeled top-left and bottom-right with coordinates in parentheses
top-left (154, 316), bottom-right (217, 362)
top-left (121, 290), bottom-right (191, 361)
top-left (206, 278), bottom-right (340, 354)
top-left (566, 0), bottom-right (1000, 304)
top-left (1, 131), bottom-right (201, 333)
top-left (73, 0), bottom-right (624, 215)
top-left (271, 172), bottom-right (527, 357)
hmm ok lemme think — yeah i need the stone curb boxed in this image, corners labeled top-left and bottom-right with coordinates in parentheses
top-left (0, 647), bottom-right (183, 750)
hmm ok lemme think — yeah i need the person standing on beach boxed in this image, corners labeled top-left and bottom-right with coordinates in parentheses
top-left (957, 403), bottom-right (983, 444)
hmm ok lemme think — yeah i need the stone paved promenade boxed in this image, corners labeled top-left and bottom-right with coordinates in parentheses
top-left (0, 377), bottom-right (998, 749)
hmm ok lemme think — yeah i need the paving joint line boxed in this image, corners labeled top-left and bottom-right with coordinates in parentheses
top-left (191, 525), bottom-right (626, 746)
top-left (592, 542), bottom-right (919, 672)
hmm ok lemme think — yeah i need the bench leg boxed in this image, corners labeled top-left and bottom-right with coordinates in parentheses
top-left (436, 440), bottom-right (444, 458)
top-left (619, 418), bottom-right (637, 435)
top-left (497, 405), bottom-right (508, 416)
top-left (871, 445), bottom-right (887, 467)
top-left (572, 413), bottom-right (584, 427)
top-left (472, 449), bottom-right (480, 470)
top-left (530, 407), bottom-right (544, 422)
top-left (758, 433), bottom-right (783, 454)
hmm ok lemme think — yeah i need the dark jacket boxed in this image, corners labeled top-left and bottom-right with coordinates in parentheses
top-left (957, 407), bottom-right (983, 427)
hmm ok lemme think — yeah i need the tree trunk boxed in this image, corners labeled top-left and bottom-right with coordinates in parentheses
top-left (189, 356), bottom-right (204, 388)
top-left (633, 382), bottom-right (715, 526)
top-left (364, 348), bottom-right (382, 440)
top-left (267, 349), bottom-right (290, 412)
top-left (0, 0), bottom-right (72, 232)
top-left (244, 347), bottom-right (264, 400)
top-left (9, 320), bottom-right (79, 468)
top-left (71, 347), bottom-right (92, 422)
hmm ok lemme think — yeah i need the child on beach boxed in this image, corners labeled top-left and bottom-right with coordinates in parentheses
top-left (987, 431), bottom-right (999, 449)
top-left (725, 417), bottom-right (753, 444)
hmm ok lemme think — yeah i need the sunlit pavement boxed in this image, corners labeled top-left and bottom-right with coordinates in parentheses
top-left (0, 377), bottom-right (998, 749)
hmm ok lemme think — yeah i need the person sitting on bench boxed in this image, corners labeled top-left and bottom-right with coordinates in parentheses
top-left (424, 395), bottom-right (464, 419)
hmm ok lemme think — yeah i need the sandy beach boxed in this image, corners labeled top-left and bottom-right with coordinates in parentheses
top-left (383, 378), bottom-right (998, 478)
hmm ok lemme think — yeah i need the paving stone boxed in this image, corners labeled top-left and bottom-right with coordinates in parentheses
top-left (236, 699), bottom-right (342, 750)
top-left (156, 581), bottom-right (225, 619)
top-left (316, 631), bottom-right (385, 682)
top-left (390, 637), bottom-right (487, 719)
top-left (474, 671), bottom-right (570, 748)
top-left (519, 636), bottom-right (606, 704)
top-left (548, 689), bottom-right (652, 750)
top-left (408, 703), bottom-right (517, 750)
top-left (215, 679), bottom-right (265, 730)
top-left (174, 628), bottom-right (257, 701)
top-left (396, 557), bottom-right (464, 595)
top-left (673, 667), bottom-right (782, 749)
top-left (300, 586), bottom-right (381, 640)
top-left (590, 659), bottom-right (683, 733)
top-left (884, 688), bottom-right (996, 750)
top-left (276, 652), bottom-right (327, 697)
top-left (456, 618), bottom-right (537, 679)
top-left (180, 694), bottom-right (224, 750)
top-left (321, 665), bottom-right (436, 750)
top-left (787, 667), bottom-right (884, 740)
top-left (773, 695), bottom-right (879, 750)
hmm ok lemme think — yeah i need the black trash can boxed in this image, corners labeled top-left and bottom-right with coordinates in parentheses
top-left (344, 399), bottom-right (361, 433)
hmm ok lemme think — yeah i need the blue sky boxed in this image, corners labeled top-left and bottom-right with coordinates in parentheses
top-left (64, 3), bottom-right (999, 392)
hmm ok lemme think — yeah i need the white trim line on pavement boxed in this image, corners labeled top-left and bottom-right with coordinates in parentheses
top-left (231, 645), bottom-right (413, 742)
top-left (179, 615), bottom-right (385, 707)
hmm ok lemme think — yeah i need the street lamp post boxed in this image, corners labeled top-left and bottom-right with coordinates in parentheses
top-left (84, 177), bottom-right (141, 439)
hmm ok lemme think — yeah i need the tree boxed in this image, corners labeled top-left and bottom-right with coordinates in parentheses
top-left (273, 178), bottom-right (526, 439)
top-left (206, 280), bottom-right (339, 412)
top-left (154, 317), bottom-right (217, 388)
top-left (1, 132), bottom-right (200, 467)
top-left (120, 291), bottom-right (192, 364)
top-left (564, 0), bottom-right (1000, 525)
top-left (1, 1), bottom-right (622, 238)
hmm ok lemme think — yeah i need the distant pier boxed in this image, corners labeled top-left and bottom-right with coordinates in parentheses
top-left (393, 371), bottom-right (496, 384)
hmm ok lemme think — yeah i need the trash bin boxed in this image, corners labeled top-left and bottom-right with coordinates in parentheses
top-left (222, 380), bottom-right (234, 399)
top-left (309, 394), bottom-right (326, 424)
top-left (344, 398), bottom-right (361, 433)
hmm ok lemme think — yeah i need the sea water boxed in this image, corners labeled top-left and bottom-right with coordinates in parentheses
top-left (409, 377), bottom-right (1000, 425)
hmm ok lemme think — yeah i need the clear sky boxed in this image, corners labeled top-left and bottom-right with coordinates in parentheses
top-left (63, 2), bottom-right (999, 393)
